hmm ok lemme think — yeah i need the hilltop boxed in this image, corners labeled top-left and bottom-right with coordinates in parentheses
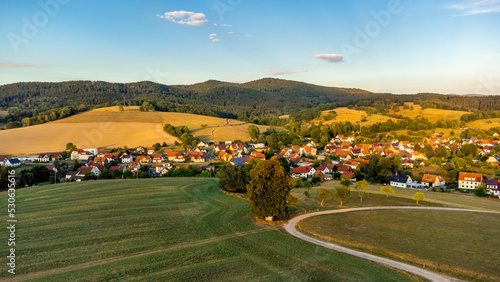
top-left (0, 106), bottom-right (269, 155)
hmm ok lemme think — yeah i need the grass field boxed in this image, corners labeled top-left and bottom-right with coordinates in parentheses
top-left (390, 103), bottom-right (468, 121)
top-left (298, 210), bottom-right (500, 281)
top-left (0, 106), bottom-right (269, 155)
top-left (317, 108), bottom-right (397, 126)
top-left (0, 178), bottom-right (416, 281)
top-left (466, 118), bottom-right (500, 130)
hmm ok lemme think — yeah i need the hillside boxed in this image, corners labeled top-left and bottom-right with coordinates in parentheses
top-left (316, 107), bottom-right (398, 126)
top-left (389, 103), bottom-right (468, 120)
top-left (0, 106), bottom-right (268, 155)
top-left (0, 178), bottom-right (416, 281)
top-left (0, 78), bottom-right (372, 127)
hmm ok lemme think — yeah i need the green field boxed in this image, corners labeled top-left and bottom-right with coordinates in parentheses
top-left (298, 210), bottom-right (500, 281)
top-left (0, 178), bottom-right (416, 281)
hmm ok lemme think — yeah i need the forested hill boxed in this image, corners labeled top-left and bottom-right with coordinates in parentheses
top-left (2, 78), bottom-right (500, 129)
top-left (0, 78), bottom-right (372, 126)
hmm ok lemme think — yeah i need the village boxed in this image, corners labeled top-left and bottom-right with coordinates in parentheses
top-left (2, 133), bottom-right (500, 198)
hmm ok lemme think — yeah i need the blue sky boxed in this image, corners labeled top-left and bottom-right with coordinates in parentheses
top-left (1, 0), bottom-right (499, 94)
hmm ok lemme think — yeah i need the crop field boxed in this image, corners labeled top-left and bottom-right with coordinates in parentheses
top-left (317, 108), bottom-right (397, 126)
top-left (298, 210), bottom-right (500, 281)
top-left (390, 103), bottom-right (468, 121)
top-left (314, 180), bottom-right (500, 212)
top-left (0, 106), bottom-right (269, 155)
top-left (0, 178), bottom-right (416, 281)
top-left (466, 118), bottom-right (500, 130)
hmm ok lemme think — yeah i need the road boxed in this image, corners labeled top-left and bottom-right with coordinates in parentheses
top-left (284, 206), bottom-right (500, 282)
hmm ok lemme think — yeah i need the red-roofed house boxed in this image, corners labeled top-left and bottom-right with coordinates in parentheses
top-left (458, 172), bottom-right (483, 190)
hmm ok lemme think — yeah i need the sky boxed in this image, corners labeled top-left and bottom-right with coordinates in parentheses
top-left (1, 0), bottom-right (500, 94)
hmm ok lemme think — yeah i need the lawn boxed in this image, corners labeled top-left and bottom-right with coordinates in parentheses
top-left (297, 210), bottom-right (500, 281)
top-left (0, 178), bottom-right (415, 281)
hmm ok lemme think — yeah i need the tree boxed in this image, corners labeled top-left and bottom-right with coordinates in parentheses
top-left (247, 160), bottom-right (296, 220)
top-left (200, 170), bottom-right (210, 177)
top-left (112, 169), bottom-right (123, 179)
top-left (248, 125), bottom-right (260, 140)
top-left (413, 192), bottom-right (425, 204)
top-left (318, 188), bottom-right (332, 207)
top-left (66, 142), bottom-right (76, 151)
top-left (474, 183), bottom-right (487, 197)
top-left (340, 175), bottom-right (353, 188)
top-left (123, 169), bottom-right (133, 178)
top-left (334, 186), bottom-right (351, 207)
top-left (355, 180), bottom-right (369, 203)
top-left (219, 165), bottom-right (250, 193)
top-left (381, 185), bottom-right (395, 198)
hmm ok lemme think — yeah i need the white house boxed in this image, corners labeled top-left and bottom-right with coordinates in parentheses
top-left (458, 172), bottom-right (483, 190)
top-left (390, 175), bottom-right (412, 188)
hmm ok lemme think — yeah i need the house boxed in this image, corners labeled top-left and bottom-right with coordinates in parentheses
top-left (230, 157), bottom-right (246, 166)
top-left (316, 165), bottom-right (330, 175)
top-left (147, 147), bottom-right (156, 155)
top-left (120, 154), bottom-right (133, 164)
top-left (136, 156), bottom-right (151, 165)
top-left (335, 164), bottom-right (353, 174)
top-left (191, 155), bottom-right (205, 163)
top-left (342, 172), bottom-right (357, 182)
top-left (421, 174), bottom-right (446, 188)
top-left (390, 175), bottom-right (413, 188)
top-left (76, 166), bottom-right (101, 178)
top-left (483, 180), bottom-right (500, 197)
top-left (155, 162), bottom-right (172, 175)
top-left (51, 153), bottom-right (63, 161)
top-left (152, 155), bottom-right (164, 163)
top-left (250, 151), bottom-right (266, 161)
top-left (197, 141), bottom-right (209, 148)
top-left (109, 166), bottom-right (126, 175)
top-left (291, 166), bottom-right (316, 179)
top-left (3, 158), bottom-right (21, 168)
top-left (214, 145), bottom-right (227, 153)
top-left (486, 155), bottom-right (500, 166)
top-left (458, 172), bottom-right (483, 190)
top-left (127, 161), bottom-right (141, 172)
top-left (37, 154), bottom-right (50, 162)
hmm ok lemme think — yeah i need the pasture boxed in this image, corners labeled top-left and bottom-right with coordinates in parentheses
top-left (0, 178), bottom-right (414, 281)
top-left (391, 103), bottom-right (468, 121)
top-left (298, 209), bottom-right (500, 281)
top-left (318, 108), bottom-right (397, 126)
top-left (0, 106), bottom-right (269, 155)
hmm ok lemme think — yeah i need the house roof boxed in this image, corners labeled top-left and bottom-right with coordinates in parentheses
top-left (458, 172), bottom-right (482, 182)
top-left (291, 166), bottom-right (313, 174)
top-left (422, 174), bottom-right (444, 183)
top-left (390, 175), bottom-right (410, 183)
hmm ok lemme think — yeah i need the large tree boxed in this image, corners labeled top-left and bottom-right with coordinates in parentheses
top-left (219, 165), bottom-right (250, 193)
top-left (334, 186), bottom-right (351, 207)
top-left (247, 160), bottom-right (296, 220)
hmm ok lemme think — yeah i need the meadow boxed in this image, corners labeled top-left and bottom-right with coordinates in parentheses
top-left (317, 107), bottom-right (397, 126)
top-left (390, 103), bottom-right (468, 121)
top-left (0, 178), bottom-right (415, 281)
top-left (298, 210), bottom-right (500, 281)
top-left (0, 106), bottom-right (269, 155)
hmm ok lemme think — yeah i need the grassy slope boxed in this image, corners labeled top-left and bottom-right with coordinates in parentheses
top-left (317, 108), bottom-right (397, 126)
top-left (298, 210), bottom-right (500, 281)
top-left (467, 118), bottom-right (500, 130)
top-left (0, 178), bottom-right (414, 281)
top-left (390, 103), bottom-right (468, 121)
top-left (0, 106), bottom-right (269, 155)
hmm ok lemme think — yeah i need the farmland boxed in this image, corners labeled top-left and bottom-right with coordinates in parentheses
top-left (390, 103), bottom-right (468, 121)
top-left (0, 106), bottom-right (269, 155)
top-left (317, 108), bottom-right (397, 126)
top-left (466, 118), bottom-right (500, 130)
top-left (0, 178), bottom-right (415, 281)
top-left (297, 209), bottom-right (500, 281)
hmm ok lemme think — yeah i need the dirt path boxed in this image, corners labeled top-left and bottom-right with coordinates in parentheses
top-left (12, 227), bottom-right (276, 281)
top-left (284, 206), bottom-right (500, 282)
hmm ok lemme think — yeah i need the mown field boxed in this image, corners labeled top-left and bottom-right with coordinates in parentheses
top-left (0, 106), bottom-right (269, 155)
top-left (0, 178), bottom-right (416, 281)
top-left (298, 210), bottom-right (500, 281)
top-left (317, 108), bottom-right (397, 126)
top-left (391, 103), bottom-right (468, 121)
top-left (466, 118), bottom-right (500, 130)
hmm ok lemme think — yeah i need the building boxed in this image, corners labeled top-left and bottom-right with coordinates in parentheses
top-left (421, 174), bottom-right (446, 188)
top-left (483, 180), bottom-right (500, 197)
top-left (458, 172), bottom-right (483, 190)
top-left (390, 175), bottom-right (412, 188)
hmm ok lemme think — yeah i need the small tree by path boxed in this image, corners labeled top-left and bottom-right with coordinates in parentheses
top-left (334, 186), bottom-right (351, 207)
top-left (355, 180), bottom-right (369, 203)
top-left (413, 192), bottom-right (425, 205)
top-left (381, 186), bottom-right (395, 198)
top-left (318, 189), bottom-right (332, 207)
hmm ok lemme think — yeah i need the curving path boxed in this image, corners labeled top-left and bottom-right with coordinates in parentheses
top-left (284, 206), bottom-right (500, 282)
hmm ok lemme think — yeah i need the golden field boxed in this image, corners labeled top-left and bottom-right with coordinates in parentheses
top-left (466, 118), bottom-right (500, 130)
top-left (391, 103), bottom-right (468, 121)
top-left (318, 107), bottom-right (397, 126)
top-left (0, 106), bottom-right (268, 155)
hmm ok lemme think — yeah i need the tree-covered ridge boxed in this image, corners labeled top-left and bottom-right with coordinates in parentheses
top-left (0, 78), bottom-right (371, 128)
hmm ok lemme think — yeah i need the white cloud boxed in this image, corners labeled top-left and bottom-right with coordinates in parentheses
top-left (314, 54), bottom-right (344, 63)
top-left (228, 31), bottom-right (234, 34)
top-left (157, 11), bottom-right (209, 26)
top-left (271, 69), bottom-right (295, 76)
top-left (447, 0), bottom-right (500, 15)
top-left (209, 33), bottom-right (217, 37)
top-left (212, 38), bottom-right (221, 42)
top-left (0, 63), bottom-right (32, 68)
